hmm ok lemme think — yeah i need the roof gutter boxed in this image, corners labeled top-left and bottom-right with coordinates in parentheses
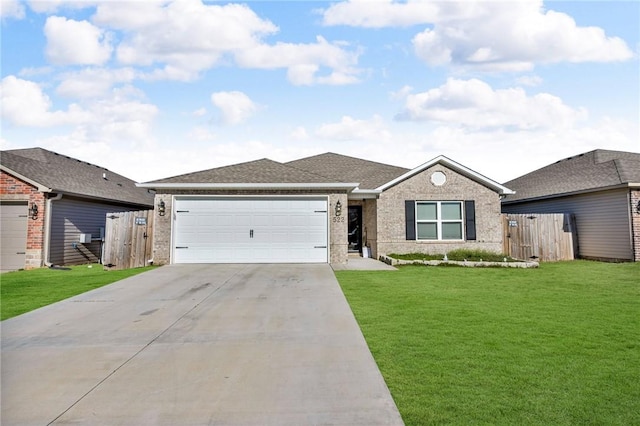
top-left (349, 189), bottom-right (382, 199)
top-left (136, 182), bottom-right (361, 191)
top-left (502, 182), bottom-right (640, 204)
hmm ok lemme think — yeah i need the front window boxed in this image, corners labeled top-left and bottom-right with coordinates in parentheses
top-left (416, 201), bottom-right (463, 240)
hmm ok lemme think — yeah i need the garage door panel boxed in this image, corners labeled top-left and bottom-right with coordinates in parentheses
top-left (0, 203), bottom-right (28, 271)
top-left (173, 198), bottom-right (328, 263)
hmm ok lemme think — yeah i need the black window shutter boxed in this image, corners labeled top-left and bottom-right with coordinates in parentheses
top-left (405, 200), bottom-right (416, 240)
top-left (465, 200), bottom-right (476, 240)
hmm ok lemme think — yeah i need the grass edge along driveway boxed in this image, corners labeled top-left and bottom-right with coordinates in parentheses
top-left (336, 261), bottom-right (640, 426)
top-left (1, 264), bottom-right (155, 321)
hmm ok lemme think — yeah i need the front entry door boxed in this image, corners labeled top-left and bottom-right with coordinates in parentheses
top-left (348, 206), bottom-right (362, 253)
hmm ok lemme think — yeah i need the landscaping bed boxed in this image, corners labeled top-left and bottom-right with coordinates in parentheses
top-left (383, 249), bottom-right (539, 268)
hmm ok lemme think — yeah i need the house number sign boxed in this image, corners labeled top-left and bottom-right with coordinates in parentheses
top-left (135, 217), bottom-right (147, 225)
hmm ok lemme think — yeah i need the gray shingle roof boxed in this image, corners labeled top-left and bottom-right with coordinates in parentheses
top-left (503, 149), bottom-right (640, 203)
top-left (145, 153), bottom-right (413, 190)
top-left (149, 158), bottom-right (336, 184)
top-left (286, 152), bottom-right (409, 190)
top-left (1, 148), bottom-right (154, 207)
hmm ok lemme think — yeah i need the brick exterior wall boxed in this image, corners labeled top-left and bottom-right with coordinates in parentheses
top-left (329, 193), bottom-right (348, 264)
top-left (631, 189), bottom-right (640, 262)
top-left (375, 164), bottom-right (503, 257)
top-left (0, 170), bottom-right (46, 268)
top-left (151, 190), bottom-right (349, 265)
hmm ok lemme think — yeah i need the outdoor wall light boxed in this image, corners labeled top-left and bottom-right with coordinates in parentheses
top-left (636, 200), bottom-right (640, 214)
top-left (335, 200), bottom-right (342, 216)
top-left (158, 200), bottom-right (166, 216)
top-left (28, 202), bottom-right (38, 220)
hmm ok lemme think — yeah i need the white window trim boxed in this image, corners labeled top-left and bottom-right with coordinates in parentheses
top-left (416, 201), bottom-right (464, 241)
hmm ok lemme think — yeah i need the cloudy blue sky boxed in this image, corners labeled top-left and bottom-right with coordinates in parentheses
top-left (1, 0), bottom-right (638, 184)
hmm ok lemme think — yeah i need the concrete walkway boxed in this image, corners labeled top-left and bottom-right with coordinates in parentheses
top-left (332, 256), bottom-right (397, 271)
top-left (1, 264), bottom-right (403, 425)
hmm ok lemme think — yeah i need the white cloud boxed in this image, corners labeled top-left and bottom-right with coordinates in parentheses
top-left (322, 0), bottom-right (633, 71)
top-left (516, 75), bottom-right (543, 87)
top-left (86, 1), bottom-right (362, 84)
top-left (27, 0), bottom-right (98, 14)
top-left (316, 115), bottom-right (391, 141)
top-left (235, 36), bottom-right (361, 86)
top-left (412, 3), bottom-right (633, 71)
top-left (290, 126), bottom-right (310, 141)
top-left (94, 2), bottom-right (277, 81)
top-left (211, 91), bottom-right (258, 126)
top-left (44, 16), bottom-right (113, 65)
top-left (1, 76), bottom-right (157, 149)
top-left (397, 78), bottom-right (587, 130)
top-left (390, 85), bottom-right (413, 101)
top-left (0, 75), bottom-right (91, 127)
top-left (1, 0), bottom-right (25, 19)
top-left (188, 125), bottom-right (216, 142)
top-left (192, 108), bottom-right (207, 117)
top-left (85, 92), bottom-right (158, 146)
top-left (55, 67), bottom-right (138, 99)
top-left (321, 0), bottom-right (437, 28)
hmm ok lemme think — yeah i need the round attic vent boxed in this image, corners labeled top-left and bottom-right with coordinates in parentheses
top-left (430, 171), bottom-right (446, 186)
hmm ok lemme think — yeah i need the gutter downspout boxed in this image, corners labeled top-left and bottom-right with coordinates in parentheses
top-left (43, 193), bottom-right (63, 267)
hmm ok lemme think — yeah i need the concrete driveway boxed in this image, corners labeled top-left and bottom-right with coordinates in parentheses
top-left (1, 264), bottom-right (403, 425)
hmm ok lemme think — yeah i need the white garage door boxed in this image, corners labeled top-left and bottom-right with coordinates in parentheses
top-left (0, 202), bottom-right (28, 272)
top-left (173, 197), bottom-right (328, 263)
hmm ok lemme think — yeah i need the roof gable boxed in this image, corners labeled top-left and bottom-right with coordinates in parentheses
top-left (378, 155), bottom-right (514, 195)
top-left (285, 152), bottom-right (409, 190)
top-left (1, 148), bottom-right (154, 206)
top-left (503, 149), bottom-right (640, 203)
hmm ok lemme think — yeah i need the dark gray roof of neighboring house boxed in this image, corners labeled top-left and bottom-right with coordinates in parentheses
top-left (286, 152), bottom-right (409, 190)
top-left (502, 149), bottom-right (640, 203)
top-left (149, 158), bottom-right (336, 184)
top-left (1, 148), bottom-right (154, 207)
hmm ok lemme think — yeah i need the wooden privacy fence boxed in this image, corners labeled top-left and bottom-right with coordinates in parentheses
top-left (103, 210), bottom-right (154, 270)
top-left (502, 213), bottom-right (577, 262)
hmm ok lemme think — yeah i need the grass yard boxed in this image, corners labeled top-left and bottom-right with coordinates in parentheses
top-left (336, 261), bottom-right (639, 426)
top-left (1, 264), bottom-right (155, 321)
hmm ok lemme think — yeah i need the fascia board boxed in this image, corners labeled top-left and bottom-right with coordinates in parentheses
top-left (349, 189), bottom-right (382, 200)
top-left (136, 182), bottom-right (360, 191)
top-left (0, 165), bottom-right (52, 193)
top-left (376, 155), bottom-right (516, 195)
top-left (502, 183), bottom-right (638, 204)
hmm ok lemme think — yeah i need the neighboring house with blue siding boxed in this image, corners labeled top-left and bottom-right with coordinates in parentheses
top-left (501, 149), bottom-right (640, 262)
top-left (0, 148), bottom-right (154, 271)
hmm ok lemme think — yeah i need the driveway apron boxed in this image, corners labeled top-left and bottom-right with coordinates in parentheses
top-left (1, 264), bottom-right (403, 425)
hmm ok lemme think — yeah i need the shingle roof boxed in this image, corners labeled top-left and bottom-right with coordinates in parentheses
top-left (1, 148), bottom-right (154, 207)
top-left (149, 158), bottom-right (336, 184)
top-left (503, 149), bottom-right (640, 203)
top-left (286, 152), bottom-right (409, 190)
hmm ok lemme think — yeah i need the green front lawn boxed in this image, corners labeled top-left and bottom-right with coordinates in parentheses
top-left (1, 264), bottom-right (155, 320)
top-left (336, 261), bottom-right (640, 425)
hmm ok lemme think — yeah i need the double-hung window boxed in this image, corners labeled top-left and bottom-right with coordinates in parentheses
top-left (416, 201), bottom-right (463, 240)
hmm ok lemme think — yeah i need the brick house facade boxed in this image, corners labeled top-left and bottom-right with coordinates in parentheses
top-left (141, 153), bottom-right (512, 265)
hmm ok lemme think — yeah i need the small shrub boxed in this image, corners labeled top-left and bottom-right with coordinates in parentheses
top-left (387, 250), bottom-right (514, 263)
top-left (387, 253), bottom-right (444, 261)
top-left (446, 249), bottom-right (510, 262)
